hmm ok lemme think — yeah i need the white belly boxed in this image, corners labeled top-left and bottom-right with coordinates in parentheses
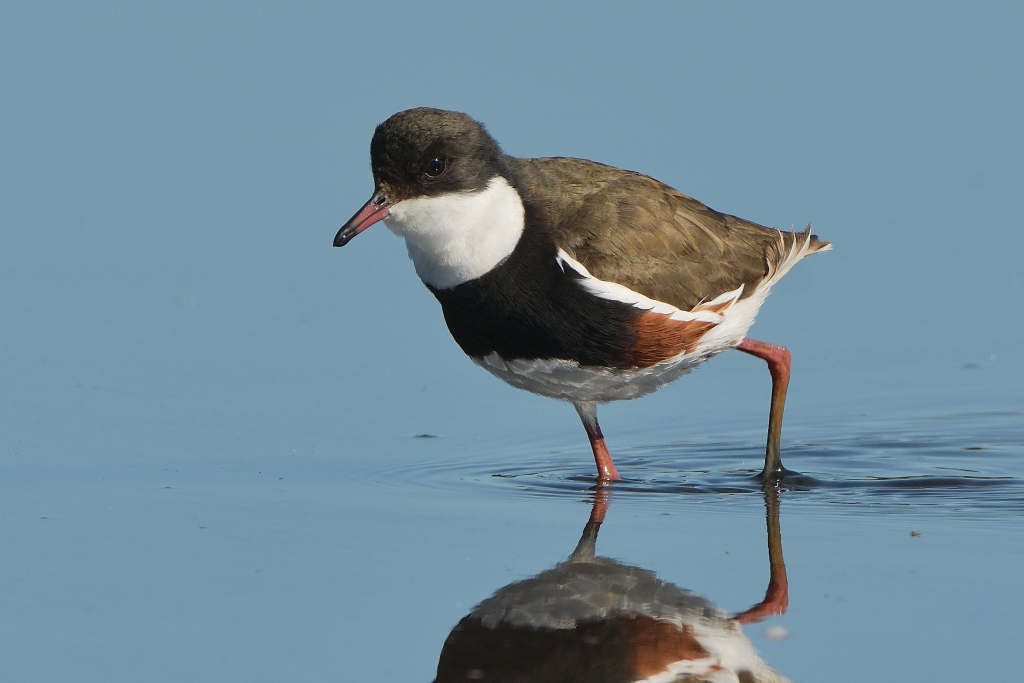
top-left (473, 347), bottom-right (711, 403)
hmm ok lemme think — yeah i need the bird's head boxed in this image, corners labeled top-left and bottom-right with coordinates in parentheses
top-left (334, 108), bottom-right (508, 247)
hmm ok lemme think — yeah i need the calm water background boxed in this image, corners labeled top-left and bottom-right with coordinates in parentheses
top-left (2, 2), bottom-right (1022, 680)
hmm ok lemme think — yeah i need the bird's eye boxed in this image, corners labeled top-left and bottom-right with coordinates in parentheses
top-left (424, 157), bottom-right (447, 178)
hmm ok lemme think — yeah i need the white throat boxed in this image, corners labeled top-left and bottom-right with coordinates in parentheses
top-left (383, 176), bottom-right (525, 289)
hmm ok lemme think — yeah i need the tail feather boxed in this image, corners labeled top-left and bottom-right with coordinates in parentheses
top-left (798, 222), bottom-right (832, 254)
top-left (765, 223), bottom-right (830, 285)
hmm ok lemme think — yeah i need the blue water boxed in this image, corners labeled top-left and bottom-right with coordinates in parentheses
top-left (3, 358), bottom-right (1021, 680)
top-left (2, 2), bottom-right (1023, 681)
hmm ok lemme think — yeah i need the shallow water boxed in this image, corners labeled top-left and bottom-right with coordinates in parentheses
top-left (5, 391), bottom-right (1021, 681)
top-left (371, 409), bottom-right (1024, 517)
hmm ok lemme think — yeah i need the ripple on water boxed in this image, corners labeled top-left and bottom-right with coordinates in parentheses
top-left (368, 410), bottom-right (1024, 516)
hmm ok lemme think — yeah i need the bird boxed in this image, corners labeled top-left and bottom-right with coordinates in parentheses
top-left (335, 108), bottom-right (830, 482)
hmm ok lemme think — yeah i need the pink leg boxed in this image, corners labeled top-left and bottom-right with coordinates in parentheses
top-left (736, 338), bottom-right (791, 480)
top-left (574, 402), bottom-right (621, 480)
top-left (734, 490), bottom-right (789, 624)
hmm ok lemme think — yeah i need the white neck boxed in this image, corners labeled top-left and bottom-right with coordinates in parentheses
top-left (383, 176), bottom-right (525, 289)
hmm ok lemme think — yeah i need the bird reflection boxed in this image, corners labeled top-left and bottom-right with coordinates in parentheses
top-left (433, 490), bottom-right (790, 683)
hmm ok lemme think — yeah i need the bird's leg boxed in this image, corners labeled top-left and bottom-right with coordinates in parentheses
top-left (736, 337), bottom-right (791, 482)
top-left (733, 488), bottom-right (789, 624)
top-left (573, 401), bottom-right (621, 480)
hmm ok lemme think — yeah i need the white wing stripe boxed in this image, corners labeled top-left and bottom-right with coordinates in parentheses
top-left (556, 249), bottom-right (739, 323)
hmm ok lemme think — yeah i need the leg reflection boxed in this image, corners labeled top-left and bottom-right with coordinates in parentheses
top-left (733, 488), bottom-right (789, 624)
top-left (569, 486), bottom-right (609, 562)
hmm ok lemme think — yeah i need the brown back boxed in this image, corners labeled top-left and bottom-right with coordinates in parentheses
top-left (511, 157), bottom-right (828, 311)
